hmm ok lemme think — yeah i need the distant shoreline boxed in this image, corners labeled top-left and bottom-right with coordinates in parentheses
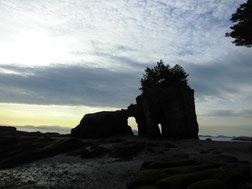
top-left (200, 135), bottom-right (252, 142)
top-left (1, 125), bottom-right (251, 142)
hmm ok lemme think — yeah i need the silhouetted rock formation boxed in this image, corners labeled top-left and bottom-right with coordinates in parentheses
top-left (0, 126), bottom-right (17, 136)
top-left (71, 110), bottom-right (133, 138)
top-left (132, 85), bottom-right (199, 139)
top-left (71, 85), bottom-right (198, 139)
top-left (0, 126), bottom-right (61, 137)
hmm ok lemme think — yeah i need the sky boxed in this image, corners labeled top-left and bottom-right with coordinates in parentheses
top-left (0, 0), bottom-right (251, 136)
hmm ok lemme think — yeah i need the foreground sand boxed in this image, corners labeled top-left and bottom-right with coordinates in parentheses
top-left (0, 136), bottom-right (251, 189)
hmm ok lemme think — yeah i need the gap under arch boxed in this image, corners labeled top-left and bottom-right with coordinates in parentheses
top-left (158, 123), bottom-right (162, 135)
top-left (127, 117), bottom-right (138, 135)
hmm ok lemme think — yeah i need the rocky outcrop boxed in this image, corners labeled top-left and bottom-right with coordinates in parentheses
top-left (132, 85), bottom-right (199, 139)
top-left (0, 126), bottom-right (17, 136)
top-left (0, 126), bottom-right (61, 137)
top-left (71, 110), bottom-right (133, 138)
top-left (71, 85), bottom-right (198, 139)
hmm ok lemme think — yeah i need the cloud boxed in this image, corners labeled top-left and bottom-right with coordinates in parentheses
top-left (184, 49), bottom-right (252, 102)
top-left (0, 0), bottom-right (251, 111)
top-left (0, 0), bottom-right (247, 67)
top-left (0, 64), bottom-right (142, 107)
top-left (206, 109), bottom-right (252, 118)
top-left (1, 48), bottom-right (252, 109)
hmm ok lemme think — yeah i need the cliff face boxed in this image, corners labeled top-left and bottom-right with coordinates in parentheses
top-left (71, 110), bottom-right (133, 138)
top-left (133, 85), bottom-right (199, 139)
top-left (71, 85), bottom-right (198, 139)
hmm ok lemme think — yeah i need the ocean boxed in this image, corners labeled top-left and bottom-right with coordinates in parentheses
top-left (199, 136), bottom-right (234, 141)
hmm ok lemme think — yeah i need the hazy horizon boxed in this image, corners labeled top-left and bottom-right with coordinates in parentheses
top-left (1, 122), bottom-right (251, 137)
top-left (0, 0), bottom-right (252, 136)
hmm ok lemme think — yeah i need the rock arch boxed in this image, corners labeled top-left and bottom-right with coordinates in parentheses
top-left (71, 110), bottom-right (133, 138)
top-left (71, 85), bottom-right (198, 139)
top-left (126, 85), bottom-right (198, 139)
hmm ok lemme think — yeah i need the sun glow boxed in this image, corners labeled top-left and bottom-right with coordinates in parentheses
top-left (0, 103), bottom-right (117, 127)
top-left (0, 30), bottom-right (70, 66)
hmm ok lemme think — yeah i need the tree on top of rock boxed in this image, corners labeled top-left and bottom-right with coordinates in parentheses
top-left (225, 0), bottom-right (252, 47)
top-left (140, 60), bottom-right (189, 91)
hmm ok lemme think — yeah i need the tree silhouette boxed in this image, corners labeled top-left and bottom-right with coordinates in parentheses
top-left (140, 60), bottom-right (188, 91)
top-left (225, 0), bottom-right (252, 47)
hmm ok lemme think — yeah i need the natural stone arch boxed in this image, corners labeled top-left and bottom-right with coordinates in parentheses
top-left (71, 110), bottom-right (133, 138)
top-left (71, 85), bottom-right (198, 139)
top-left (133, 85), bottom-right (199, 139)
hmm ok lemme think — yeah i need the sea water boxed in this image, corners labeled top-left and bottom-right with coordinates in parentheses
top-left (199, 136), bottom-right (234, 141)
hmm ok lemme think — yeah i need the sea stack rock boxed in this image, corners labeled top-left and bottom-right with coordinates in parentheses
top-left (71, 110), bottom-right (133, 138)
top-left (133, 85), bottom-right (199, 139)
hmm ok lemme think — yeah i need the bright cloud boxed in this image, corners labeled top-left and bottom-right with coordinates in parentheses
top-left (0, 0), bottom-right (247, 67)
